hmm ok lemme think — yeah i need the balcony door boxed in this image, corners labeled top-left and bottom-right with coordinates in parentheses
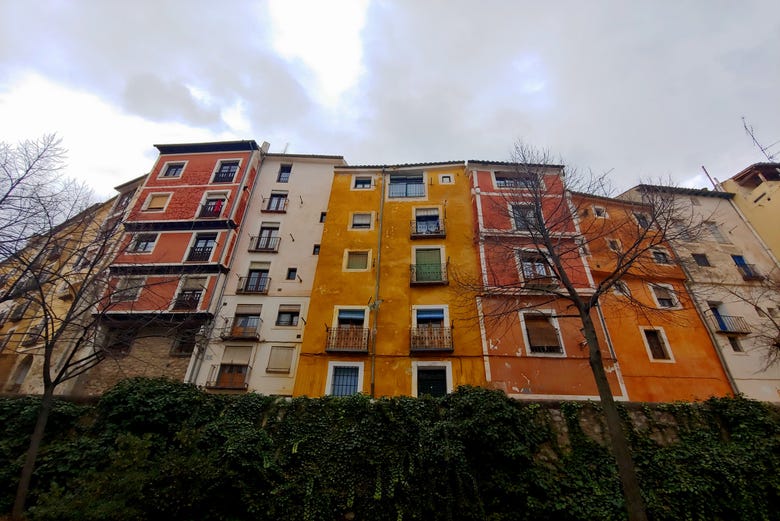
top-left (415, 248), bottom-right (442, 282)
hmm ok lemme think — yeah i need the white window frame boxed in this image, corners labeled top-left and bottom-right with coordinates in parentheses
top-left (198, 191), bottom-right (230, 218)
top-left (520, 310), bottom-right (566, 357)
top-left (411, 305), bottom-right (449, 327)
top-left (210, 158), bottom-right (243, 183)
top-left (332, 306), bottom-right (369, 327)
top-left (509, 203), bottom-right (537, 232)
top-left (639, 326), bottom-right (675, 363)
top-left (158, 160), bottom-right (188, 179)
top-left (411, 361), bottom-right (453, 397)
top-left (492, 170), bottom-right (545, 190)
top-left (343, 249), bottom-right (372, 272)
top-left (439, 174), bottom-right (454, 185)
top-left (351, 175), bottom-right (374, 191)
top-left (325, 361), bottom-right (364, 396)
top-left (266, 344), bottom-right (296, 374)
top-left (515, 249), bottom-right (553, 282)
top-left (648, 283), bottom-right (680, 309)
top-left (349, 211), bottom-right (374, 231)
top-left (592, 205), bottom-right (608, 218)
top-left (142, 192), bottom-right (172, 212)
top-left (607, 238), bottom-right (622, 252)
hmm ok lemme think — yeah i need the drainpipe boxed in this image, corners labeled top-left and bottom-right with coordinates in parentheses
top-left (186, 144), bottom-right (269, 384)
top-left (368, 169), bottom-right (386, 398)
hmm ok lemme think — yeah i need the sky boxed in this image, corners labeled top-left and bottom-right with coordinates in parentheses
top-left (1, 1), bottom-right (779, 198)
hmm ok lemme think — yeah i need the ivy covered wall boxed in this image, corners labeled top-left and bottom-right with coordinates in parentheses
top-left (1, 379), bottom-right (778, 520)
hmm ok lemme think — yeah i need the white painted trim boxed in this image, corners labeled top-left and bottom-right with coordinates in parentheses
top-left (648, 282), bottom-right (681, 309)
top-left (209, 157), bottom-right (243, 184)
top-left (639, 326), bottom-right (676, 363)
top-left (342, 249), bottom-right (372, 272)
top-left (157, 160), bottom-right (189, 179)
top-left (519, 309), bottom-right (567, 357)
top-left (332, 306), bottom-right (369, 327)
top-left (350, 174), bottom-right (376, 191)
top-left (349, 211), bottom-right (375, 231)
top-left (411, 304), bottom-right (449, 327)
top-left (141, 192), bottom-right (173, 212)
top-left (411, 360), bottom-right (453, 397)
top-left (325, 361), bottom-right (365, 395)
top-left (438, 173), bottom-right (454, 184)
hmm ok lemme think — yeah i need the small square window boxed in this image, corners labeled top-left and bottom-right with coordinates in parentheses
top-left (277, 164), bottom-right (292, 183)
top-left (652, 250), bottom-right (671, 264)
top-left (614, 281), bottom-right (631, 297)
top-left (651, 284), bottom-right (677, 308)
top-left (276, 305), bottom-right (301, 326)
top-left (634, 212), bottom-right (651, 229)
top-left (439, 175), bottom-right (453, 184)
top-left (353, 177), bottom-right (372, 189)
top-left (593, 206), bottom-right (607, 218)
top-left (643, 329), bottom-right (671, 360)
top-left (162, 163), bottom-right (184, 178)
top-left (128, 233), bottom-right (157, 253)
top-left (267, 346), bottom-right (294, 373)
top-left (608, 239), bottom-right (621, 252)
top-left (313, 244), bottom-right (320, 255)
top-left (144, 193), bottom-right (170, 211)
top-left (286, 268), bottom-right (298, 280)
top-left (351, 213), bottom-right (372, 230)
top-left (692, 253), bottom-right (711, 267)
top-left (511, 204), bottom-right (537, 231)
top-left (417, 368), bottom-right (448, 397)
top-left (112, 277), bottom-right (145, 302)
top-left (320, 212), bottom-right (327, 223)
top-left (213, 161), bottom-right (239, 183)
top-left (727, 336), bottom-right (743, 353)
top-left (346, 251), bottom-right (369, 270)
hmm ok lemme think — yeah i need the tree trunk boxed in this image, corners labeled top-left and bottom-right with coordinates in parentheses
top-left (12, 384), bottom-right (55, 520)
top-left (580, 310), bottom-right (648, 521)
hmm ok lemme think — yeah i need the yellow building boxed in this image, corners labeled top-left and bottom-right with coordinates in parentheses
top-left (720, 162), bottom-right (780, 260)
top-left (293, 162), bottom-right (486, 397)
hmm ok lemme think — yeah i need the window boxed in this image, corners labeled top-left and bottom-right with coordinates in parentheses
top-left (412, 248), bottom-right (444, 283)
top-left (187, 233), bottom-right (217, 261)
top-left (199, 196), bottom-right (226, 218)
top-left (413, 208), bottom-right (442, 235)
top-left (732, 255), bottom-right (762, 280)
top-left (633, 212), bottom-right (651, 229)
top-left (114, 191), bottom-right (133, 212)
top-left (144, 193), bottom-right (170, 211)
top-left (650, 284), bottom-right (677, 308)
top-left (105, 328), bottom-right (136, 356)
top-left (214, 364), bottom-right (249, 389)
top-left (267, 346), bottom-right (294, 373)
top-left (511, 204), bottom-right (537, 231)
top-left (415, 307), bottom-right (445, 327)
top-left (253, 224), bottom-right (280, 251)
top-left (692, 253), bottom-right (711, 267)
top-left (9, 301), bottom-right (30, 322)
top-left (275, 305), bottom-right (301, 326)
top-left (327, 308), bottom-right (369, 352)
top-left (326, 362), bottom-right (363, 396)
top-left (22, 323), bottom-right (44, 347)
top-left (162, 162), bottom-right (184, 178)
top-left (128, 233), bottom-right (157, 253)
top-left (265, 193), bottom-right (288, 212)
top-left (337, 308), bottom-right (367, 327)
top-left (312, 244), bottom-right (320, 255)
top-left (518, 253), bottom-right (552, 282)
top-left (112, 277), bottom-right (144, 302)
top-left (388, 174), bottom-right (424, 198)
top-left (277, 164), bottom-right (292, 183)
top-left (353, 176), bottom-right (372, 189)
top-left (285, 268), bottom-right (297, 280)
top-left (523, 314), bottom-right (563, 354)
top-left (417, 368), bottom-right (448, 397)
top-left (613, 281), bottom-right (631, 297)
top-left (173, 277), bottom-right (206, 310)
top-left (346, 251), bottom-right (369, 270)
top-left (351, 212), bottom-right (372, 230)
top-left (320, 212), bottom-right (327, 223)
top-left (593, 206), bottom-right (608, 218)
top-left (704, 221), bottom-right (729, 243)
top-left (495, 171), bottom-right (538, 189)
top-left (727, 336), bottom-right (743, 353)
top-left (607, 239), bottom-right (621, 252)
top-left (439, 174), bottom-right (453, 184)
top-left (213, 160), bottom-right (239, 183)
top-left (229, 314), bottom-right (261, 337)
top-left (171, 328), bottom-right (198, 356)
top-left (642, 329), bottom-right (671, 360)
top-left (652, 250), bottom-right (671, 264)
top-left (240, 269), bottom-right (269, 293)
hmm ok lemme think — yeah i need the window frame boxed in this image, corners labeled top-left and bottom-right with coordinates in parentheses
top-left (127, 233), bottom-right (157, 254)
top-left (350, 212), bottom-right (374, 230)
top-left (516, 250), bottom-right (553, 283)
top-left (411, 305), bottom-right (449, 328)
top-left (633, 212), bottom-right (651, 229)
top-left (439, 174), bottom-right (454, 185)
top-left (277, 164), bottom-right (292, 183)
top-left (649, 283), bottom-right (680, 309)
top-left (343, 249), bottom-right (371, 272)
top-left (198, 191), bottom-right (229, 218)
top-left (640, 327), bottom-right (675, 362)
top-left (411, 361), bottom-right (453, 398)
top-left (520, 311), bottom-right (566, 357)
top-left (387, 173), bottom-right (426, 199)
top-left (325, 361), bottom-right (364, 396)
top-left (211, 159), bottom-right (241, 183)
top-left (111, 276), bottom-right (146, 302)
top-left (159, 161), bottom-right (187, 179)
top-left (275, 304), bottom-right (301, 327)
top-left (285, 267), bottom-right (298, 281)
top-left (332, 306), bottom-right (369, 328)
top-left (493, 170), bottom-right (543, 190)
top-left (510, 203), bottom-right (538, 232)
top-left (592, 205), bottom-right (608, 218)
top-left (351, 176), bottom-right (373, 190)
top-left (692, 253), bottom-right (711, 267)
top-left (142, 192), bottom-right (172, 212)
top-left (652, 249), bottom-right (672, 265)
top-left (266, 345), bottom-right (295, 373)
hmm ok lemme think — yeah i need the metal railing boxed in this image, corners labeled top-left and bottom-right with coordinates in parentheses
top-left (187, 246), bottom-right (213, 262)
top-left (410, 219), bottom-right (446, 238)
top-left (708, 313), bottom-right (751, 334)
top-left (221, 317), bottom-right (262, 340)
top-left (249, 236), bottom-right (281, 252)
top-left (410, 326), bottom-right (453, 352)
top-left (205, 364), bottom-right (251, 390)
top-left (736, 264), bottom-right (763, 281)
top-left (325, 326), bottom-right (370, 352)
top-left (410, 263), bottom-right (449, 285)
top-left (523, 275), bottom-right (559, 289)
top-left (389, 183), bottom-right (425, 198)
top-left (198, 202), bottom-right (224, 218)
top-left (262, 197), bottom-right (288, 213)
top-left (172, 290), bottom-right (201, 310)
top-left (236, 276), bottom-right (270, 294)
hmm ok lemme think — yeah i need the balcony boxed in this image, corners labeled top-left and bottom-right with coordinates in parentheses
top-left (187, 246), bottom-right (213, 262)
top-left (236, 276), bottom-right (270, 294)
top-left (248, 236), bottom-right (280, 252)
top-left (410, 219), bottom-right (446, 239)
top-left (172, 290), bottom-right (202, 310)
top-left (736, 264), bottom-right (763, 281)
top-left (205, 363), bottom-right (251, 390)
top-left (220, 317), bottom-right (262, 340)
top-left (708, 313), bottom-right (751, 334)
top-left (410, 326), bottom-right (453, 352)
top-left (262, 197), bottom-right (288, 213)
top-left (524, 275), bottom-right (559, 290)
top-left (325, 326), bottom-right (370, 353)
top-left (198, 202), bottom-right (224, 218)
top-left (410, 263), bottom-right (449, 285)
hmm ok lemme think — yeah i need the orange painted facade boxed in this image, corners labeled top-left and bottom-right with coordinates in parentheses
top-left (574, 193), bottom-right (733, 402)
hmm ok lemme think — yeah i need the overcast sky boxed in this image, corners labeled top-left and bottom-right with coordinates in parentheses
top-left (1, 1), bottom-right (779, 197)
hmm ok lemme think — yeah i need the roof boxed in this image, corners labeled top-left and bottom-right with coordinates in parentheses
top-left (570, 190), bottom-right (651, 208)
top-left (467, 159), bottom-right (565, 169)
top-left (154, 140), bottom-right (261, 155)
top-left (113, 173), bottom-right (147, 192)
top-left (730, 162), bottom-right (780, 183)
top-left (336, 160), bottom-right (465, 170)
top-left (265, 153), bottom-right (344, 160)
top-left (625, 184), bottom-right (733, 200)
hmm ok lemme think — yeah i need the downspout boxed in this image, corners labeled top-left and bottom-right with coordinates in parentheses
top-left (369, 169), bottom-right (386, 398)
top-left (186, 144), bottom-right (269, 383)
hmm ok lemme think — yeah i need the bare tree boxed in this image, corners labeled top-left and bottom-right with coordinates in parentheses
top-left (457, 143), bottom-right (709, 521)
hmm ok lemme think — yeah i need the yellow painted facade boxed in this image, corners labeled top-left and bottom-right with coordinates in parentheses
top-left (293, 163), bottom-right (486, 397)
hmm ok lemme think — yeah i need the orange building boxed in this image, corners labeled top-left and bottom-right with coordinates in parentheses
top-left (574, 192), bottom-right (733, 401)
top-left (293, 162), bottom-right (485, 398)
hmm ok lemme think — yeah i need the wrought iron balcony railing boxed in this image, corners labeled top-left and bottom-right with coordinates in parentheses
top-left (325, 326), bottom-right (370, 352)
top-left (736, 264), bottom-right (763, 281)
top-left (186, 246), bottom-right (213, 262)
top-left (523, 275), bottom-right (559, 290)
top-left (410, 263), bottom-right (449, 285)
top-left (249, 236), bottom-right (281, 252)
top-left (262, 197), bottom-right (288, 213)
top-left (172, 290), bottom-right (202, 310)
top-left (410, 326), bottom-right (453, 352)
top-left (205, 363), bottom-right (251, 390)
top-left (410, 219), bottom-right (446, 239)
top-left (220, 317), bottom-right (262, 340)
top-left (199, 202), bottom-right (224, 218)
top-left (708, 313), bottom-right (751, 334)
top-left (236, 276), bottom-right (270, 294)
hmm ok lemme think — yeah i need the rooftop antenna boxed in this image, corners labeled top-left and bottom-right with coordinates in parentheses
top-left (701, 166), bottom-right (719, 190)
top-left (282, 142), bottom-right (290, 154)
top-left (742, 116), bottom-right (779, 161)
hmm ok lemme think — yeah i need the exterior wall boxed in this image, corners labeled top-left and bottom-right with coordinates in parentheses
top-left (293, 163), bottom-right (485, 397)
top-left (721, 164), bottom-right (780, 260)
top-left (578, 193), bottom-right (733, 402)
top-left (191, 154), bottom-right (344, 396)
top-left (470, 164), bottom-right (623, 400)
